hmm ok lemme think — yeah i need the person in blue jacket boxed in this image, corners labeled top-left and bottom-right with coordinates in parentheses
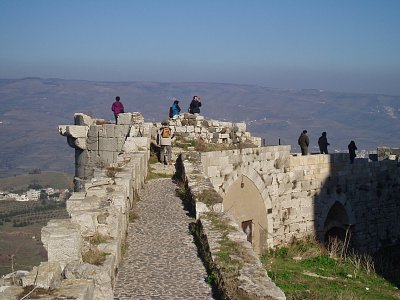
top-left (171, 99), bottom-right (181, 117)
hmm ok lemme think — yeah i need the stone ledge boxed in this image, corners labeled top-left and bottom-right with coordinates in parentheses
top-left (177, 153), bottom-right (286, 300)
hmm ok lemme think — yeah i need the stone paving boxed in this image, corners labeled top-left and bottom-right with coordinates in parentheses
top-left (114, 178), bottom-right (216, 300)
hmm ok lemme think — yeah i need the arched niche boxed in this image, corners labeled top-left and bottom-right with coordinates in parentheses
top-left (223, 175), bottom-right (268, 255)
top-left (323, 201), bottom-right (351, 243)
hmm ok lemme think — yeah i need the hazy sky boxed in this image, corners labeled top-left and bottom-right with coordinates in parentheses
top-left (1, 0), bottom-right (399, 95)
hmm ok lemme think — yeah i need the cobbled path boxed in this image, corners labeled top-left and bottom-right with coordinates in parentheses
top-left (114, 178), bottom-right (216, 300)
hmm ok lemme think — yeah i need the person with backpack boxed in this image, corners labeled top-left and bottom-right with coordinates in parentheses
top-left (157, 119), bottom-right (174, 165)
top-left (188, 95), bottom-right (201, 114)
top-left (111, 96), bottom-right (124, 124)
top-left (169, 99), bottom-right (181, 118)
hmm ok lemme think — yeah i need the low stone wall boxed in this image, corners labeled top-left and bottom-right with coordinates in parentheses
top-left (1, 112), bottom-right (150, 299)
top-left (0, 150), bottom-right (148, 299)
top-left (176, 152), bottom-right (286, 300)
top-left (152, 113), bottom-right (262, 146)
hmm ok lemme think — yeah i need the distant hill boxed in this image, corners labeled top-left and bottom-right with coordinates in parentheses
top-left (0, 171), bottom-right (73, 191)
top-left (0, 78), bottom-right (399, 177)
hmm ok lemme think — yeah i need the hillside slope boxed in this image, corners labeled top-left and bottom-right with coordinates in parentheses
top-left (0, 78), bottom-right (399, 177)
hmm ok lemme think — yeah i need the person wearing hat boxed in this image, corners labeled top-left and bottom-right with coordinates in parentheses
top-left (111, 96), bottom-right (124, 124)
top-left (298, 130), bottom-right (309, 155)
top-left (157, 120), bottom-right (175, 165)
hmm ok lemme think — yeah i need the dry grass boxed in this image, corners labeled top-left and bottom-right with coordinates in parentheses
top-left (82, 248), bottom-right (108, 266)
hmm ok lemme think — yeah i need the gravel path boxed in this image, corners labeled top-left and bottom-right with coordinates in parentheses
top-left (114, 178), bottom-right (216, 300)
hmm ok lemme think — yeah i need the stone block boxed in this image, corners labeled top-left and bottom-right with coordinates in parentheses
top-left (114, 125), bottom-right (131, 138)
top-left (220, 165), bottom-right (234, 176)
top-left (234, 122), bottom-right (246, 132)
top-left (74, 138), bottom-right (87, 150)
top-left (74, 113), bottom-right (94, 126)
top-left (117, 113), bottom-right (132, 125)
top-left (206, 166), bottom-right (220, 178)
top-left (67, 195), bottom-right (101, 214)
top-left (103, 124), bottom-right (115, 137)
top-left (41, 219), bottom-right (82, 268)
top-left (186, 125), bottom-right (195, 133)
top-left (0, 286), bottom-right (24, 299)
top-left (86, 136), bottom-right (98, 151)
top-left (64, 262), bottom-right (113, 300)
top-left (174, 126), bottom-right (186, 133)
top-left (123, 137), bottom-right (149, 153)
top-left (22, 261), bottom-right (62, 289)
top-left (87, 125), bottom-right (102, 138)
top-left (58, 125), bottom-right (68, 135)
top-left (54, 279), bottom-right (95, 300)
top-left (132, 112), bottom-right (145, 124)
top-left (196, 202), bottom-right (210, 219)
top-left (99, 137), bottom-right (119, 152)
top-left (66, 125), bottom-right (89, 138)
top-left (70, 210), bottom-right (99, 236)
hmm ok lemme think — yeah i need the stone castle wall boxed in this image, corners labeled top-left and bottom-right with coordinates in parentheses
top-left (2, 111), bottom-right (399, 299)
top-left (200, 147), bottom-right (400, 253)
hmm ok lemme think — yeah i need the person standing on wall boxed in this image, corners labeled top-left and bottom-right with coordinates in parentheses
top-left (111, 96), bottom-right (124, 124)
top-left (318, 131), bottom-right (330, 154)
top-left (189, 95), bottom-right (201, 114)
top-left (298, 130), bottom-right (309, 155)
top-left (170, 99), bottom-right (181, 118)
top-left (157, 119), bottom-right (175, 165)
top-left (348, 140), bottom-right (357, 164)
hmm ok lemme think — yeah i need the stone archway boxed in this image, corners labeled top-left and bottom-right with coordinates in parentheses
top-left (322, 200), bottom-right (355, 245)
top-left (223, 175), bottom-right (268, 255)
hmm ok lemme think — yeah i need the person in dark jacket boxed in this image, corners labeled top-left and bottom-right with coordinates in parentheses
top-left (318, 132), bottom-right (330, 154)
top-left (348, 140), bottom-right (357, 164)
top-left (171, 99), bottom-right (181, 117)
top-left (111, 96), bottom-right (124, 124)
top-left (298, 130), bottom-right (309, 155)
top-left (189, 96), bottom-right (201, 114)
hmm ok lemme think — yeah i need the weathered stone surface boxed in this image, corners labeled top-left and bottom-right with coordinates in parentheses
top-left (41, 219), bottom-right (82, 268)
top-left (75, 113), bottom-right (94, 126)
top-left (117, 113), bottom-right (132, 125)
top-left (69, 210), bottom-right (99, 235)
top-left (21, 262), bottom-right (62, 289)
top-left (123, 136), bottom-right (149, 153)
top-left (67, 125), bottom-right (89, 138)
top-left (75, 137), bottom-right (87, 149)
top-left (0, 286), bottom-right (24, 299)
top-left (54, 279), bottom-right (95, 300)
top-left (64, 262), bottom-right (113, 300)
top-left (67, 195), bottom-right (102, 214)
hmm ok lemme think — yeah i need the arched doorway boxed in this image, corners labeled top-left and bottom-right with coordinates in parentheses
top-left (223, 175), bottom-right (268, 255)
top-left (323, 201), bottom-right (351, 244)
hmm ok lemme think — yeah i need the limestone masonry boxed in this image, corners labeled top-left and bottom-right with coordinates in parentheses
top-left (1, 111), bottom-right (399, 299)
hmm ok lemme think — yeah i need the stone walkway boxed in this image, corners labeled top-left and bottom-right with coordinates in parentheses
top-left (114, 178), bottom-right (216, 300)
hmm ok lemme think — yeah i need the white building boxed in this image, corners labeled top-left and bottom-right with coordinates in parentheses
top-left (27, 189), bottom-right (40, 201)
top-left (16, 194), bottom-right (29, 202)
top-left (45, 187), bottom-right (55, 195)
top-left (6, 193), bottom-right (19, 200)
